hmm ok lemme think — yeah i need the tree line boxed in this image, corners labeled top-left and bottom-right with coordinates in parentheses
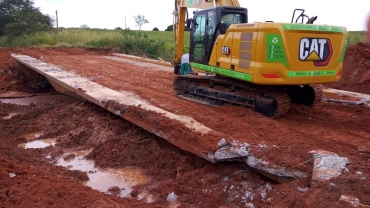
top-left (0, 0), bottom-right (53, 38)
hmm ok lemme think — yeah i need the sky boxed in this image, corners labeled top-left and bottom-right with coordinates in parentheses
top-left (33, 0), bottom-right (370, 31)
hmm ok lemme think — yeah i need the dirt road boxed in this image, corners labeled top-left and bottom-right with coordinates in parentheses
top-left (1, 45), bottom-right (370, 207)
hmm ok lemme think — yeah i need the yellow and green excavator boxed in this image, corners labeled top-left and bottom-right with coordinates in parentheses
top-left (172, 0), bottom-right (348, 117)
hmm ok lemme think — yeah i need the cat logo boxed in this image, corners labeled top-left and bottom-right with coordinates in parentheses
top-left (299, 38), bottom-right (333, 66)
top-left (221, 46), bottom-right (230, 56)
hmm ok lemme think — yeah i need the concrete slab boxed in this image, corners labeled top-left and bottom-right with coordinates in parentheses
top-left (323, 88), bottom-right (370, 106)
top-left (309, 150), bottom-right (349, 181)
top-left (338, 195), bottom-right (370, 208)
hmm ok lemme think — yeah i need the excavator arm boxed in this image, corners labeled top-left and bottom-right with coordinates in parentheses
top-left (172, 0), bottom-right (240, 72)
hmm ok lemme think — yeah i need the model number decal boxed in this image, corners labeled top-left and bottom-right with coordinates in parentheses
top-left (221, 46), bottom-right (230, 56)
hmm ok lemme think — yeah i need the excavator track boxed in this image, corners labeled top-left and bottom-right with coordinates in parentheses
top-left (174, 75), bottom-right (291, 117)
top-left (286, 84), bottom-right (323, 106)
top-left (173, 75), bottom-right (323, 117)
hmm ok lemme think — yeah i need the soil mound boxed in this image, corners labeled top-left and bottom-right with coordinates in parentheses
top-left (325, 42), bottom-right (370, 93)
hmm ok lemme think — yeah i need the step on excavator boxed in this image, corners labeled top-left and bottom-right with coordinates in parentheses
top-left (172, 0), bottom-right (348, 117)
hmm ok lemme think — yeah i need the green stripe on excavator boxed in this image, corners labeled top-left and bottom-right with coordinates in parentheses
top-left (191, 63), bottom-right (253, 82)
top-left (283, 24), bottom-right (345, 33)
top-left (288, 70), bottom-right (336, 77)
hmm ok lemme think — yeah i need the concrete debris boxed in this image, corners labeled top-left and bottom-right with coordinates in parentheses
top-left (166, 192), bottom-right (178, 202)
top-left (214, 139), bottom-right (250, 160)
top-left (245, 156), bottom-right (309, 183)
top-left (260, 192), bottom-right (267, 200)
top-left (309, 150), bottom-right (350, 181)
top-left (297, 187), bottom-right (308, 193)
top-left (245, 203), bottom-right (255, 208)
top-left (259, 144), bottom-right (267, 148)
top-left (322, 98), bottom-right (367, 105)
top-left (338, 195), bottom-right (370, 208)
top-left (217, 138), bottom-right (229, 148)
top-left (9, 173), bottom-right (16, 178)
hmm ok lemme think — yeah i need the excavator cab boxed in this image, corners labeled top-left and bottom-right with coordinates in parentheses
top-left (189, 7), bottom-right (248, 65)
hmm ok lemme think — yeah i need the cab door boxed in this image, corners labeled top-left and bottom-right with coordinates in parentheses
top-left (190, 12), bottom-right (208, 64)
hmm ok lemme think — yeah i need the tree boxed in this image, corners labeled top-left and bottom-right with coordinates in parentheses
top-left (165, 25), bottom-right (173, 31)
top-left (0, 0), bottom-right (33, 16)
top-left (0, 0), bottom-right (34, 35)
top-left (80, 24), bottom-right (89, 29)
top-left (133, 14), bottom-right (148, 30)
top-left (165, 24), bottom-right (191, 32)
top-left (152, 27), bottom-right (159, 31)
top-left (4, 6), bottom-right (53, 37)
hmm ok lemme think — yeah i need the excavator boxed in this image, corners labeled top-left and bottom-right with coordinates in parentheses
top-left (172, 0), bottom-right (348, 117)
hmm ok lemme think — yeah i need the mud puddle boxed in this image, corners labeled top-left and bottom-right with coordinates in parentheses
top-left (19, 138), bottom-right (57, 149)
top-left (56, 150), bottom-right (151, 199)
top-left (18, 132), bottom-right (154, 201)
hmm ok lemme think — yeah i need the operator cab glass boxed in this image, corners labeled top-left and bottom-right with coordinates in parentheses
top-left (190, 7), bottom-right (248, 64)
top-left (220, 13), bottom-right (245, 34)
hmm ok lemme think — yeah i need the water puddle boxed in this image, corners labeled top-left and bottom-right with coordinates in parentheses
top-left (2, 113), bottom-right (18, 120)
top-left (23, 131), bottom-right (44, 140)
top-left (56, 152), bottom-right (151, 198)
top-left (19, 138), bottom-right (56, 149)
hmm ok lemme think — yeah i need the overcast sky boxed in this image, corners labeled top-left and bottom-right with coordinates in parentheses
top-left (34, 0), bottom-right (369, 31)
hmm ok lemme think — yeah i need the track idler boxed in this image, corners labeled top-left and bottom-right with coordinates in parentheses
top-left (286, 84), bottom-right (323, 106)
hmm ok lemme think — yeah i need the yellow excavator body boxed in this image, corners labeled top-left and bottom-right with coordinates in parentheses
top-left (204, 22), bottom-right (348, 85)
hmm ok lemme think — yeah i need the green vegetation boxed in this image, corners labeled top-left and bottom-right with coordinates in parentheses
top-left (0, 26), bottom-right (366, 61)
top-left (0, 28), bottom-right (190, 61)
top-left (0, 0), bottom-right (53, 38)
top-left (347, 31), bottom-right (368, 46)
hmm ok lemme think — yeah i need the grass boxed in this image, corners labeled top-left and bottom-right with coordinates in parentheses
top-left (346, 31), bottom-right (368, 46)
top-left (0, 28), bottom-right (367, 61)
top-left (0, 28), bottom-right (191, 61)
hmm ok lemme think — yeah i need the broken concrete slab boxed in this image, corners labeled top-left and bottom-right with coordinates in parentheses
top-left (323, 88), bottom-right (370, 106)
top-left (338, 195), bottom-right (370, 208)
top-left (309, 150), bottom-right (350, 181)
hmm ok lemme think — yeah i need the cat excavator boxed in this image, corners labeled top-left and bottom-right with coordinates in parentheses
top-left (172, 0), bottom-right (348, 117)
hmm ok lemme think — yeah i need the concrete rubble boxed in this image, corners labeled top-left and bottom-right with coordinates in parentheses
top-left (308, 150), bottom-right (350, 181)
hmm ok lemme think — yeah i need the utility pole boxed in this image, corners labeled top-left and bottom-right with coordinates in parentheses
top-left (56, 10), bottom-right (59, 45)
top-left (125, 17), bottom-right (127, 29)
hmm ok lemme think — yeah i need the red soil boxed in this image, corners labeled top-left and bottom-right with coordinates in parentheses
top-left (0, 45), bottom-right (370, 207)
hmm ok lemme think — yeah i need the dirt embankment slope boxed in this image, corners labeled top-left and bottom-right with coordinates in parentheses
top-left (325, 42), bottom-right (370, 93)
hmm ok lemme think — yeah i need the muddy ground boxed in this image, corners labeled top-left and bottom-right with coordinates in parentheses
top-left (0, 44), bottom-right (370, 208)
